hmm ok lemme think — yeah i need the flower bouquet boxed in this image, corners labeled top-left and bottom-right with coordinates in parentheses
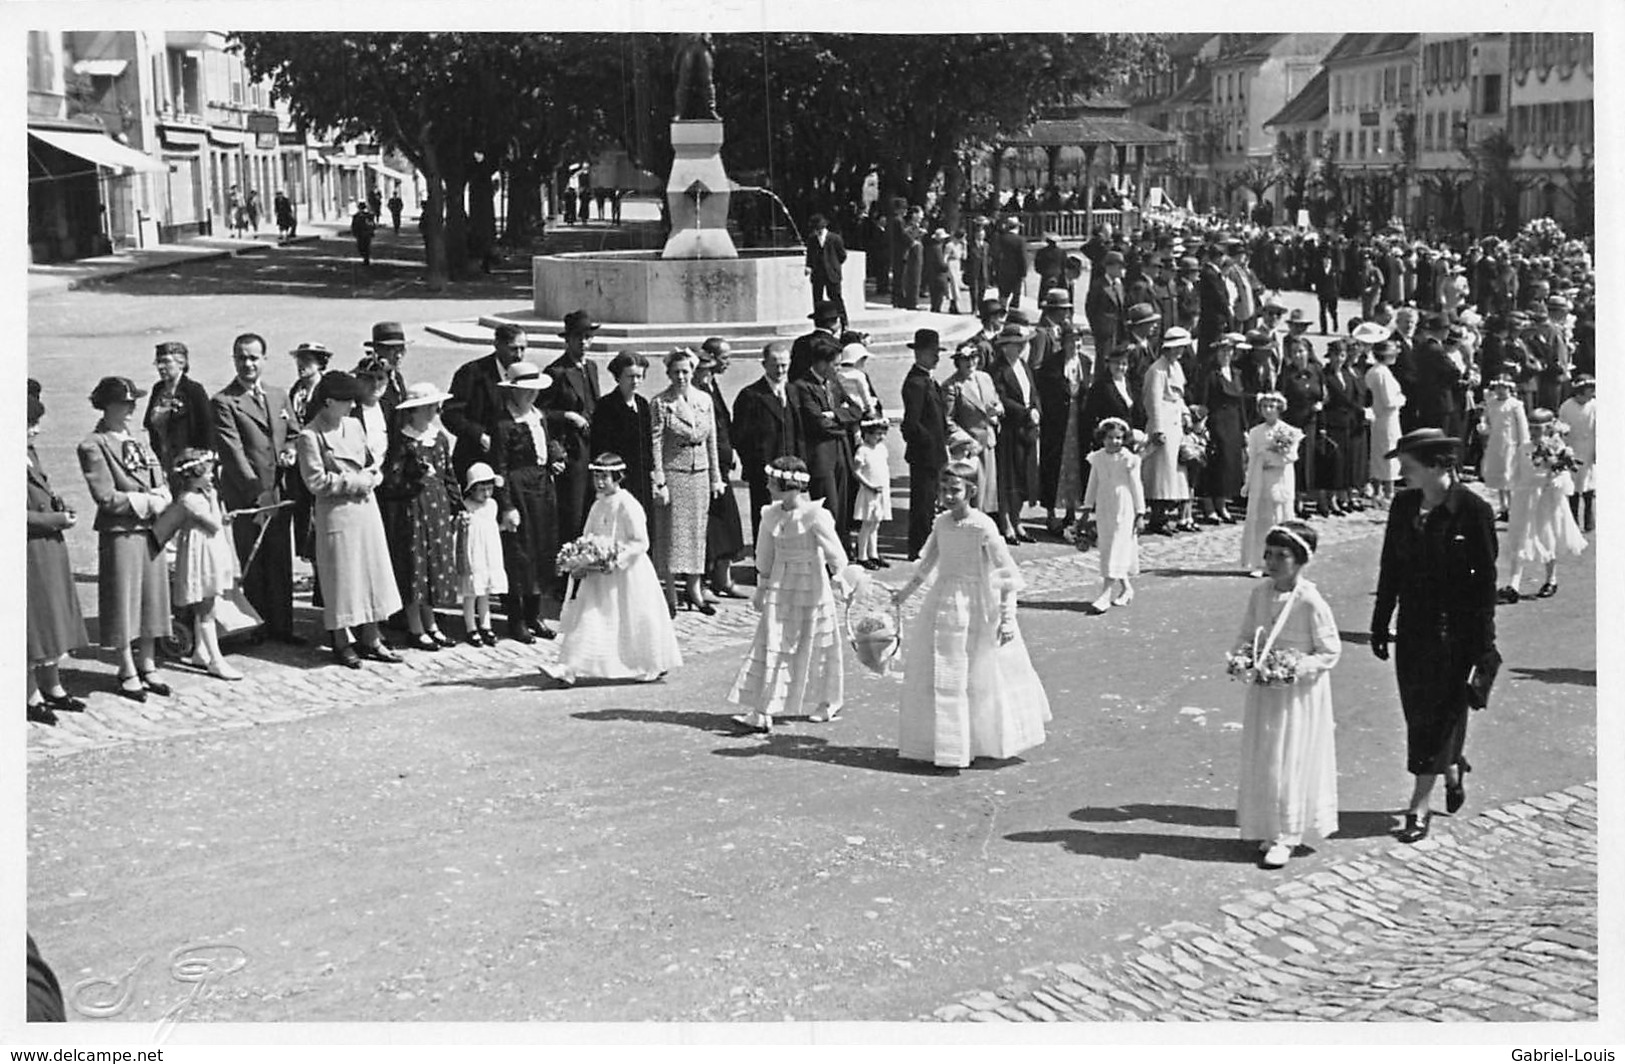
top-left (556, 533), bottom-right (620, 577)
top-left (1265, 422), bottom-right (1302, 458)
top-left (1225, 643), bottom-right (1305, 686)
top-left (1531, 432), bottom-right (1582, 476)
top-left (1179, 425), bottom-right (1210, 465)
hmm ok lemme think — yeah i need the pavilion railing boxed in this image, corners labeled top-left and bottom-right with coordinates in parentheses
top-left (1015, 208), bottom-right (1136, 240)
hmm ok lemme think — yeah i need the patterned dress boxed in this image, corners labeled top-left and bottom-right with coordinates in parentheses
top-left (380, 427), bottom-right (461, 608)
top-left (651, 387), bottom-right (720, 575)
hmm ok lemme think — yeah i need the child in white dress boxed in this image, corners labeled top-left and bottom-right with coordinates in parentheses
top-left (458, 462), bottom-right (509, 646)
top-left (727, 457), bottom-right (852, 732)
top-left (1238, 391), bottom-right (1301, 575)
top-left (552, 452), bottom-right (682, 685)
top-left (1233, 521), bottom-right (1341, 869)
top-left (893, 460), bottom-right (1052, 769)
top-left (1500, 408), bottom-right (1587, 602)
top-left (852, 418), bottom-right (893, 570)
top-left (1478, 374), bottom-right (1527, 518)
top-left (1557, 374), bottom-right (1596, 532)
top-left (1081, 416), bottom-right (1145, 613)
top-left (169, 449), bottom-right (243, 681)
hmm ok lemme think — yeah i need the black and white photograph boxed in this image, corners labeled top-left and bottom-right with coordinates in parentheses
top-left (10, 2), bottom-right (1614, 1054)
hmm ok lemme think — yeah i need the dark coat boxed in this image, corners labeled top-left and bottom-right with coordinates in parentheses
top-left (788, 327), bottom-right (844, 383)
top-left (1079, 373), bottom-right (1139, 441)
top-left (805, 230), bottom-right (847, 282)
top-left (211, 379), bottom-right (293, 511)
top-left (991, 229), bottom-right (1029, 286)
top-left (588, 392), bottom-right (656, 514)
top-left (731, 377), bottom-right (801, 481)
top-left (143, 375), bottom-right (214, 473)
top-left (1374, 482), bottom-right (1498, 637)
top-left (1033, 243), bottom-right (1067, 291)
top-left (1197, 263), bottom-right (1234, 347)
top-left (442, 353), bottom-right (508, 476)
top-left (900, 364), bottom-right (948, 470)
top-left (1084, 275), bottom-right (1126, 354)
top-left (1410, 344), bottom-right (1463, 429)
top-left (790, 373), bottom-right (860, 479)
top-left (541, 352), bottom-right (601, 459)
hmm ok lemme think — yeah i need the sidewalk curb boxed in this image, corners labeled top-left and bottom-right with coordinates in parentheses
top-left (32, 232), bottom-right (326, 294)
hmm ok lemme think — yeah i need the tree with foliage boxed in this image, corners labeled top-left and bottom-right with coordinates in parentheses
top-left (1273, 132), bottom-right (1314, 219)
top-left (1465, 129), bottom-right (1527, 236)
top-left (1224, 161), bottom-right (1280, 212)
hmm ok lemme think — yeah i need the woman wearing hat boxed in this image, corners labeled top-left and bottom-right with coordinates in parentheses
top-left (1141, 326), bottom-right (1192, 534)
top-left (490, 361), bottom-right (565, 642)
top-left (1319, 340), bottom-right (1370, 516)
top-left (1192, 332), bottom-right (1247, 523)
top-left (944, 342), bottom-right (1002, 516)
top-left (1363, 337), bottom-right (1407, 503)
top-left (78, 376), bottom-right (175, 700)
top-left (650, 348), bottom-right (725, 613)
top-left (143, 341), bottom-right (214, 481)
top-left (28, 382), bottom-right (89, 725)
top-left (1371, 429), bottom-right (1498, 842)
top-left (1279, 331), bottom-right (1325, 518)
top-left (379, 382), bottom-right (461, 650)
top-left (296, 370), bottom-right (403, 667)
top-left (990, 323), bottom-right (1040, 544)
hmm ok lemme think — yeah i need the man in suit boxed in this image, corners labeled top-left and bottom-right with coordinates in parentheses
top-left (970, 296), bottom-right (1006, 372)
top-left (1240, 329), bottom-right (1285, 424)
top-left (789, 299), bottom-right (845, 382)
top-left (1084, 249), bottom-right (1128, 358)
top-left (362, 321), bottom-right (410, 420)
top-left (791, 340), bottom-right (864, 546)
top-left (443, 323), bottom-right (529, 479)
top-left (211, 332), bottom-right (301, 644)
top-left (989, 322), bottom-right (1041, 543)
top-left (1033, 231), bottom-right (1066, 295)
top-left (543, 310), bottom-right (602, 544)
top-left (732, 342), bottom-right (801, 542)
top-left (1522, 298), bottom-right (1572, 412)
top-left (1174, 255), bottom-right (1202, 334)
top-left (696, 338), bottom-right (747, 598)
top-left (991, 216), bottom-right (1030, 309)
top-left (1197, 243), bottom-right (1236, 360)
top-left (804, 213), bottom-right (848, 331)
top-left (1410, 336), bottom-right (1463, 431)
top-left (899, 328), bottom-right (948, 560)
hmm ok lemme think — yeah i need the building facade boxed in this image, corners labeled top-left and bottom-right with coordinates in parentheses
top-left (1505, 32), bottom-right (1594, 232)
top-left (1322, 34), bottom-right (1421, 226)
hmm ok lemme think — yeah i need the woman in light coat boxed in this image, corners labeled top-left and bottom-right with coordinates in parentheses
top-left (1141, 329), bottom-right (1191, 533)
top-left (1364, 338), bottom-right (1407, 502)
top-left (943, 342), bottom-right (1002, 513)
top-left (650, 348), bottom-right (724, 614)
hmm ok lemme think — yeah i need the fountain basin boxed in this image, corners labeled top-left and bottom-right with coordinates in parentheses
top-left (532, 248), bottom-right (867, 325)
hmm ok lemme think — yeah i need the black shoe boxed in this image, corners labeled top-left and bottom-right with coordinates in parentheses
top-left (334, 647), bottom-right (363, 669)
top-left (477, 628), bottom-right (498, 647)
top-left (466, 632), bottom-right (487, 649)
top-left (1445, 777), bottom-right (1467, 815)
top-left (695, 601), bottom-right (717, 616)
top-left (42, 691), bottom-right (86, 713)
top-left (509, 623), bottom-right (537, 645)
top-left (409, 633), bottom-right (439, 652)
top-left (356, 642), bottom-right (403, 664)
top-left (427, 629), bottom-right (457, 648)
top-left (28, 702), bottom-right (59, 726)
top-left (1496, 510), bottom-right (1510, 523)
top-left (1396, 811), bottom-right (1432, 844)
top-left (874, 558), bottom-right (891, 569)
top-left (1536, 582), bottom-right (1558, 599)
top-left (266, 630), bottom-right (309, 646)
top-left (1496, 586), bottom-right (1521, 604)
top-left (138, 672), bottom-right (171, 697)
top-left (529, 620), bottom-right (558, 640)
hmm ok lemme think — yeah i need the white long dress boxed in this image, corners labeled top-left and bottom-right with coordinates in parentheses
top-left (1141, 355), bottom-right (1189, 501)
top-left (1480, 396), bottom-right (1528, 491)
top-left (1557, 396), bottom-right (1596, 494)
top-left (556, 489), bottom-right (682, 682)
top-left (1234, 578), bottom-right (1341, 847)
top-left (727, 500), bottom-right (847, 718)
top-left (1238, 421), bottom-right (1300, 570)
top-left (1505, 442), bottom-right (1587, 569)
top-left (459, 496), bottom-right (509, 598)
top-left (1364, 363), bottom-right (1405, 481)
top-left (1083, 448), bottom-right (1144, 579)
top-left (898, 509), bottom-right (1052, 767)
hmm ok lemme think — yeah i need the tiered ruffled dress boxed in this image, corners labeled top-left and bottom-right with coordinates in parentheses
top-left (898, 509), bottom-right (1051, 767)
top-left (556, 489), bottom-right (682, 682)
top-left (1506, 442), bottom-right (1587, 567)
top-left (727, 500), bottom-right (848, 718)
top-left (1234, 578), bottom-right (1341, 847)
top-left (1238, 422), bottom-right (1299, 570)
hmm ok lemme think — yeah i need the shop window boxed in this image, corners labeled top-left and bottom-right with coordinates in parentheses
top-left (1482, 74), bottom-right (1502, 114)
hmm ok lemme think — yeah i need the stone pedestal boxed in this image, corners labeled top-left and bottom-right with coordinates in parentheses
top-left (661, 120), bottom-right (737, 260)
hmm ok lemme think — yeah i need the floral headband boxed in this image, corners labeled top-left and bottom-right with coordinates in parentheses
top-left (1267, 524), bottom-right (1315, 559)
top-left (767, 468), bottom-right (811, 487)
top-left (588, 456), bottom-right (627, 473)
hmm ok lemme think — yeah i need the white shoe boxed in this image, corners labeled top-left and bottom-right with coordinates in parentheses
top-left (809, 703), bottom-right (843, 722)
top-left (1261, 843), bottom-right (1292, 868)
top-left (1112, 586), bottom-right (1135, 607)
top-left (1090, 593), bottom-right (1114, 613)
top-left (207, 661), bottom-right (244, 681)
top-left (546, 666), bottom-right (576, 687)
top-left (731, 713), bottom-right (771, 734)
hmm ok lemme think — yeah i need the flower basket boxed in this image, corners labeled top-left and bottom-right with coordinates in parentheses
top-left (843, 587), bottom-right (903, 677)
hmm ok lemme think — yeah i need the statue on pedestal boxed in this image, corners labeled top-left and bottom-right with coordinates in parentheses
top-left (673, 33), bottom-right (719, 121)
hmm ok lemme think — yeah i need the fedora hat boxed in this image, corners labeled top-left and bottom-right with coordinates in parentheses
top-left (462, 462), bottom-right (504, 493)
top-left (993, 323), bottom-right (1034, 346)
top-left (1126, 303), bottom-right (1160, 327)
top-left (1001, 216), bottom-right (1021, 231)
top-left (1215, 331), bottom-right (1247, 348)
top-left (396, 381), bottom-right (454, 410)
top-left (1384, 427), bottom-right (1461, 461)
top-left (289, 342), bottom-right (333, 364)
top-left (1286, 308), bottom-right (1310, 327)
top-left (809, 299), bottom-right (842, 323)
top-left (89, 376), bottom-right (146, 409)
top-left (365, 321), bottom-right (410, 348)
top-left (1042, 288), bottom-right (1072, 310)
top-left (498, 361), bottom-right (553, 390)
top-left (906, 329), bottom-right (941, 351)
top-left (1159, 327), bottom-right (1193, 349)
top-left (559, 310), bottom-right (601, 337)
top-left (1006, 308), bottom-right (1035, 328)
top-left (1262, 297), bottom-right (1288, 315)
top-left (978, 297), bottom-right (1006, 319)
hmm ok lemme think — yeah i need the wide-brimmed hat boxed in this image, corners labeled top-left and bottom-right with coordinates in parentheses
top-left (1001, 216), bottom-right (1021, 231)
top-left (1262, 297), bottom-right (1288, 315)
top-left (463, 462), bottom-right (504, 493)
top-left (978, 297), bottom-right (1006, 319)
top-left (1286, 308), bottom-right (1310, 327)
top-left (1006, 308), bottom-right (1035, 328)
top-left (1546, 295), bottom-right (1572, 311)
top-left (1159, 327), bottom-right (1193, 349)
top-left (1042, 288), bottom-right (1072, 310)
top-left (906, 329), bottom-right (941, 352)
top-left (559, 310), bottom-right (601, 337)
top-left (1214, 331), bottom-right (1247, 348)
top-left (839, 342), bottom-right (870, 365)
top-left (396, 381), bottom-right (454, 410)
top-left (993, 324), bottom-right (1034, 346)
top-left (365, 321), bottom-right (410, 348)
top-left (931, 227), bottom-right (949, 241)
top-left (1245, 329), bottom-right (1275, 349)
top-left (89, 376), bottom-right (146, 409)
top-left (1126, 303), bottom-right (1159, 327)
top-left (498, 361), bottom-right (553, 390)
top-left (1384, 427), bottom-right (1461, 461)
top-left (1351, 321), bottom-right (1392, 345)
top-left (289, 342), bottom-right (332, 364)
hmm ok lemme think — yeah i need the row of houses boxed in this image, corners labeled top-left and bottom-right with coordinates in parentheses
top-left (1126, 32), bottom-right (1594, 233)
top-left (27, 31), bottom-right (419, 263)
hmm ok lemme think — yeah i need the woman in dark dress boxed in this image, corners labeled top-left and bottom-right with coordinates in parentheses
top-left (489, 361), bottom-right (564, 642)
top-left (1193, 332), bottom-right (1247, 522)
top-left (1076, 344), bottom-right (1139, 517)
top-left (27, 381), bottom-right (89, 726)
top-left (1280, 338), bottom-right (1326, 518)
top-left (143, 341), bottom-right (213, 480)
top-left (378, 383), bottom-right (461, 650)
top-left (589, 352), bottom-right (676, 615)
top-left (1371, 429), bottom-right (1498, 844)
top-left (1318, 340), bottom-right (1369, 515)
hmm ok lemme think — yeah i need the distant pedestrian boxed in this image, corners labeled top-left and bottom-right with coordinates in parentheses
top-left (367, 189), bottom-right (383, 224)
top-left (804, 213), bottom-right (849, 331)
top-left (562, 184), bottom-right (577, 225)
top-left (245, 189), bottom-right (261, 234)
top-left (387, 190), bottom-right (404, 235)
top-left (274, 191), bottom-right (296, 242)
top-left (350, 202), bottom-right (377, 265)
top-left (611, 187), bottom-right (624, 224)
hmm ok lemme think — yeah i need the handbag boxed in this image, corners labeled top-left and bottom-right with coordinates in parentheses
top-left (1466, 646), bottom-right (1503, 709)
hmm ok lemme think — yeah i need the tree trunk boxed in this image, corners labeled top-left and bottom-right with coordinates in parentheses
top-left (941, 155), bottom-right (966, 234)
top-left (418, 140), bottom-right (448, 291)
top-left (442, 154), bottom-right (471, 282)
top-left (467, 156), bottom-right (497, 269)
top-left (507, 155), bottom-right (545, 246)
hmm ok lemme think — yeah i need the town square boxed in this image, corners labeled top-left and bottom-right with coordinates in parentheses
top-left (15, 21), bottom-right (1603, 1045)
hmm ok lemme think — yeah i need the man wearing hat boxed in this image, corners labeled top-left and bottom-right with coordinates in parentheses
top-left (543, 310), bottom-right (603, 543)
top-left (991, 215), bottom-right (1030, 310)
top-left (1084, 249), bottom-right (1127, 356)
top-left (444, 323), bottom-right (532, 480)
top-left (1197, 243), bottom-right (1236, 359)
top-left (211, 331), bottom-right (301, 644)
top-left (1523, 298), bottom-right (1572, 412)
top-left (1408, 334), bottom-right (1463, 433)
top-left (900, 328), bottom-right (949, 559)
top-left (990, 321), bottom-right (1041, 543)
top-left (1146, 255), bottom-right (1177, 337)
top-left (1173, 255), bottom-right (1201, 334)
top-left (1282, 308), bottom-right (1314, 366)
top-left (1031, 288), bottom-right (1086, 534)
top-left (1034, 231), bottom-right (1066, 297)
top-left (1240, 329), bottom-right (1285, 425)
top-left (1557, 374), bottom-right (1595, 532)
top-left (1120, 302), bottom-right (1161, 401)
top-left (1307, 240), bottom-right (1343, 335)
top-left (731, 341), bottom-right (802, 541)
top-left (790, 298), bottom-right (845, 383)
top-left (1223, 240), bottom-right (1258, 331)
top-left (968, 296), bottom-right (1006, 372)
top-left (790, 334), bottom-right (865, 548)
top-left (804, 213), bottom-right (848, 331)
top-left (363, 321), bottom-right (411, 418)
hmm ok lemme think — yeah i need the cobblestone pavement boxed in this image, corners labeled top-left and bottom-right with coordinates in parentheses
top-left (25, 505), bottom-right (1389, 763)
top-left (930, 783), bottom-right (1598, 1023)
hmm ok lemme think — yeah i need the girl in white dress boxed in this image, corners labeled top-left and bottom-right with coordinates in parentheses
top-left (1234, 521), bottom-right (1341, 869)
top-left (727, 457), bottom-right (851, 732)
top-left (852, 419), bottom-right (893, 570)
top-left (1478, 374), bottom-right (1527, 518)
top-left (1238, 392), bottom-right (1301, 575)
top-left (1081, 417), bottom-right (1145, 613)
top-left (458, 463), bottom-right (509, 646)
top-left (1500, 409), bottom-right (1587, 602)
top-left (168, 449), bottom-right (243, 681)
top-left (893, 461), bottom-right (1052, 769)
top-left (1557, 374), bottom-right (1596, 532)
top-left (1363, 338), bottom-right (1406, 499)
top-left (553, 453), bottom-right (683, 685)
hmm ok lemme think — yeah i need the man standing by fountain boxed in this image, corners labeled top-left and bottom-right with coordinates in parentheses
top-left (804, 214), bottom-right (848, 333)
top-left (732, 342), bottom-right (801, 542)
top-left (543, 310), bottom-right (602, 544)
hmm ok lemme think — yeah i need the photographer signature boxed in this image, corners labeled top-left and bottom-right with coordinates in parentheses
top-left (71, 943), bottom-right (249, 1041)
